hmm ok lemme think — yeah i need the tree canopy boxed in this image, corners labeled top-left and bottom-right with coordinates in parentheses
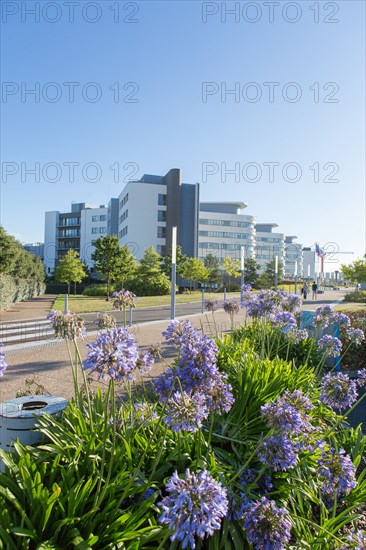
top-left (0, 226), bottom-right (45, 281)
top-left (55, 250), bottom-right (87, 294)
top-left (92, 236), bottom-right (135, 298)
top-left (341, 256), bottom-right (366, 284)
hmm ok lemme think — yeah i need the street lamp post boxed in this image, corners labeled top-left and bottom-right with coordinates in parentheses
top-left (170, 226), bottom-right (177, 320)
top-left (274, 255), bottom-right (278, 290)
top-left (294, 260), bottom-right (298, 294)
top-left (240, 246), bottom-right (245, 302)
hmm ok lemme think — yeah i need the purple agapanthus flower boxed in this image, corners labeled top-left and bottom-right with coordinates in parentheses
top-left (258, 434), bottom-right (299, 471)
top-left (48, 310), bottom-right (86, 340)
top-left (0, 343), bottom-right (8, 377)
top-left (162, 319), bottom-right (199, 346)
top-left (224, 299), bottom-right (240, 315)
top-left (317, 335), bottom-right (342, 357)
top-left (240, 284), bottom-right (253, 307)
top-left (83, 327), bottom-right (138, 380)
top-left (205, 299), bottom-right (218, 313)
top-left (333, 312), bottom-right (351, 327)
top-left (313, 305), bottom-right (337, 329)
top-left (240, 468), bottom-right (273, 495)
top-left (357, 369), bottom-right (366, 388)
top-left (318, 448), bottom-right (357, 499)
top-left (345, 327), bottom-right (365, 346)
top-left (284, 328), bottom-right (308, 344)
top-left (243, 497), bottom-right (292, 550)
top-left (261, 390), bottom-right (314, 435)
top-left (112, 288), bottom-right (137, 310)
top-left (320, 372), bottom-right (358, 411)
top-left (272, 311), bottom-right (297, 329)
top-left (159, 469), bottom-right (228, 549)
top-left (163, 391), bottom-right (208, 433)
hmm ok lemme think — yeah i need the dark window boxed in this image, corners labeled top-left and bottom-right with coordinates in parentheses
top-left (157, 210), bottom-right (166, 222)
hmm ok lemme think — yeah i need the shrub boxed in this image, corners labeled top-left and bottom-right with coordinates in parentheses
top-left (124, 273), bottom-right (171, 296)
top-left (83, 283), bottom-right (118, 297)
top-left (0, 274), bottom-right (46, 310)
top-left (344, 290), bottom-right (366, 303)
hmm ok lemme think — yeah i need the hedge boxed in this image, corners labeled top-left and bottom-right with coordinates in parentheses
top-left (0, 274), bottom-right (46, 310)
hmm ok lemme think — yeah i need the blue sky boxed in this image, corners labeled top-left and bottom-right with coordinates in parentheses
top-left (1, 0), bottom-right (365, 271)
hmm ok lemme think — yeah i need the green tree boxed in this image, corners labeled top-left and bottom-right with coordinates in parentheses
top-left (92, 236), bottom-right (135, 299)
top-left (0, 227), bottom-right (21, 274)
top-left (244, 258), bottom-right (260, 287)
top-left (161, 245), bottom-right (187, 277)
top-left (341, 256), bottom-right (366, 285)
top-left (204, 254), bottom-right (222, 287)
top-left (55, 250), bottom-right (87, 294)
top-left (222, 257), bottom-right (240, 290)
top-left (257, 259), bottom-right (284, 289)
top-left (137, 246), bottom-right (163, 278)
top-left (180, 257), bottom-right (208, 291)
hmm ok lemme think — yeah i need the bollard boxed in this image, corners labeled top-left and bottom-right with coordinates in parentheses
top-left (201, 288), bottom-right (205, 314)
top-left (64, 293), bottom-right (68, 313)
top-left (129, 306), bottom-right (133, 327)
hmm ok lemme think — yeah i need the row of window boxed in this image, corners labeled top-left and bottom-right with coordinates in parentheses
top-left (92, 215), bottom-right (106, 222)
top-left (199, 231), bottom-right (252, 240)
top-left (199, 242), bottom-right (247, 251)
top-left (199, 218), bottom-right (253, 228)
top-left (91, 227), bottom-right (106, 234)
top-left (119, 226), bottom-right (128, 238)
top-left (58, 240), bottom-right (79, 249)
top-left (58, 229), bottom-right (80, 237)
top-left (59, 217), bottom-right (80, 227)
top-left (256, 237), bottom-right (282, 243)
top-left (119, 209), bottom-right (128, 224)
top-left (119, 193), bottom-right (129, 210)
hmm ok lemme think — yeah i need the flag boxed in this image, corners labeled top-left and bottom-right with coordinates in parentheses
top-left (315, 243), bottom-right (325, 258)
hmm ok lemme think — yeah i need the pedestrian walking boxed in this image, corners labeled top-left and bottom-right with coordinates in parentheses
top-left (301, 283), bottom-right (309, 299)
top-left (311, 281), bottom-right (318, 300)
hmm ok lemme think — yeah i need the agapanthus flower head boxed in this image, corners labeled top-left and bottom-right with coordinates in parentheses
top-left (272, 311), bottom-right (297, 329)
top-left (240, 284), bottom-right (252, 307)
top-left (317, 335), bottom-right (342, 357)
top-left (83, 327), bottom-right (138, 380)
top-left (281, 292), bottom-right (302, 314)
top-left (318, 447), bottom-right (357, 499)
top-left (345, 327), bottom-right (365, 346)
top-left (357, 369), bottom-right (366, 388)
top-left (284, 328), bottom-right (308, 344)
top-left (163, 320), bottom-right (199, 346)
top-left (243, 496), bottom-right (292, 550)
top-left (261, 389), bottom-right (314, 435)
top-left (112, 288), bottom-right (137, 310)
top-left (0, 343), bottom-right (8, 377)
top-left (136, 351), bottom-right (155, 373)
top-left (47, 310), bottom-right (86, 340)
top-left (204, 370), bottom-right (235, 415)
top-left (313, 305), bottom-right (336, 328)
top-left (333, 312), bottom-right (351, 327)
top-left (320, 372), bottom-right (358, 411)
top-left (159, 469), bottom-right (228, 549)
top-left (258, 434), bottom-right (299, 471)
top-left (204, 299), bottom-right (217, 313)
top-left (224, 299), bottom-right (240, 315)
top-left (95, 312), bottom-right (117, 330)
top-left (163, 391), bottom-right (208, 433)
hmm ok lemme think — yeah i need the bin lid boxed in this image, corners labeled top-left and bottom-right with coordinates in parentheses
top-left (0, 395), bottom-right (68, 418)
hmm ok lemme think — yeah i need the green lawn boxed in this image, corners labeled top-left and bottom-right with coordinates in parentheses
top-left (53, 291), bottom-right (241, 314)
top-left (333, 303), bottom-right (366, 313)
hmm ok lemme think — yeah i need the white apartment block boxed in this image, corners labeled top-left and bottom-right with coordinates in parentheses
top-left (198, 202), bottom-right (256, 262)
top-left (118, 169), bottom-right (199, 260)
top-left (44, 201), bottom-right (118, 274)
top-left (254, 224), bottom-right (285, 272)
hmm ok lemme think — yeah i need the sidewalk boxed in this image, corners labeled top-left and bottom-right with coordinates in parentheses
top-left (0, 295), bottom-right (57, 324)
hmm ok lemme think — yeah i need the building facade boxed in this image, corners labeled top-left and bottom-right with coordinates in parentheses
top-left (117, 169), bottom-right (200, 260)
top-left (254, 224), bottom-right (285, 272)
top-left (284, 236), bottom-right (304, 278)
top-left (44, 201), bottom-right (118, 274)
top-left (198, 202), bottom-right (256, 261)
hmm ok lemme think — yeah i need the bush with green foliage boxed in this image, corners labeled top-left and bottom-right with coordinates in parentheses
top-left (1, 308), bottom-right (365, 548)
top-left (344, 291), bottom-right (366, 303)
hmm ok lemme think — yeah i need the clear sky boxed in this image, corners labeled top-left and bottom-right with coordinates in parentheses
top-left (1, 0), bottom-right (365, 272)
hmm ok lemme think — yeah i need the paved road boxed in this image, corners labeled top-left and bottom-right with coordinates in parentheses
top-left (0, 289), bottom-right (348, 349)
